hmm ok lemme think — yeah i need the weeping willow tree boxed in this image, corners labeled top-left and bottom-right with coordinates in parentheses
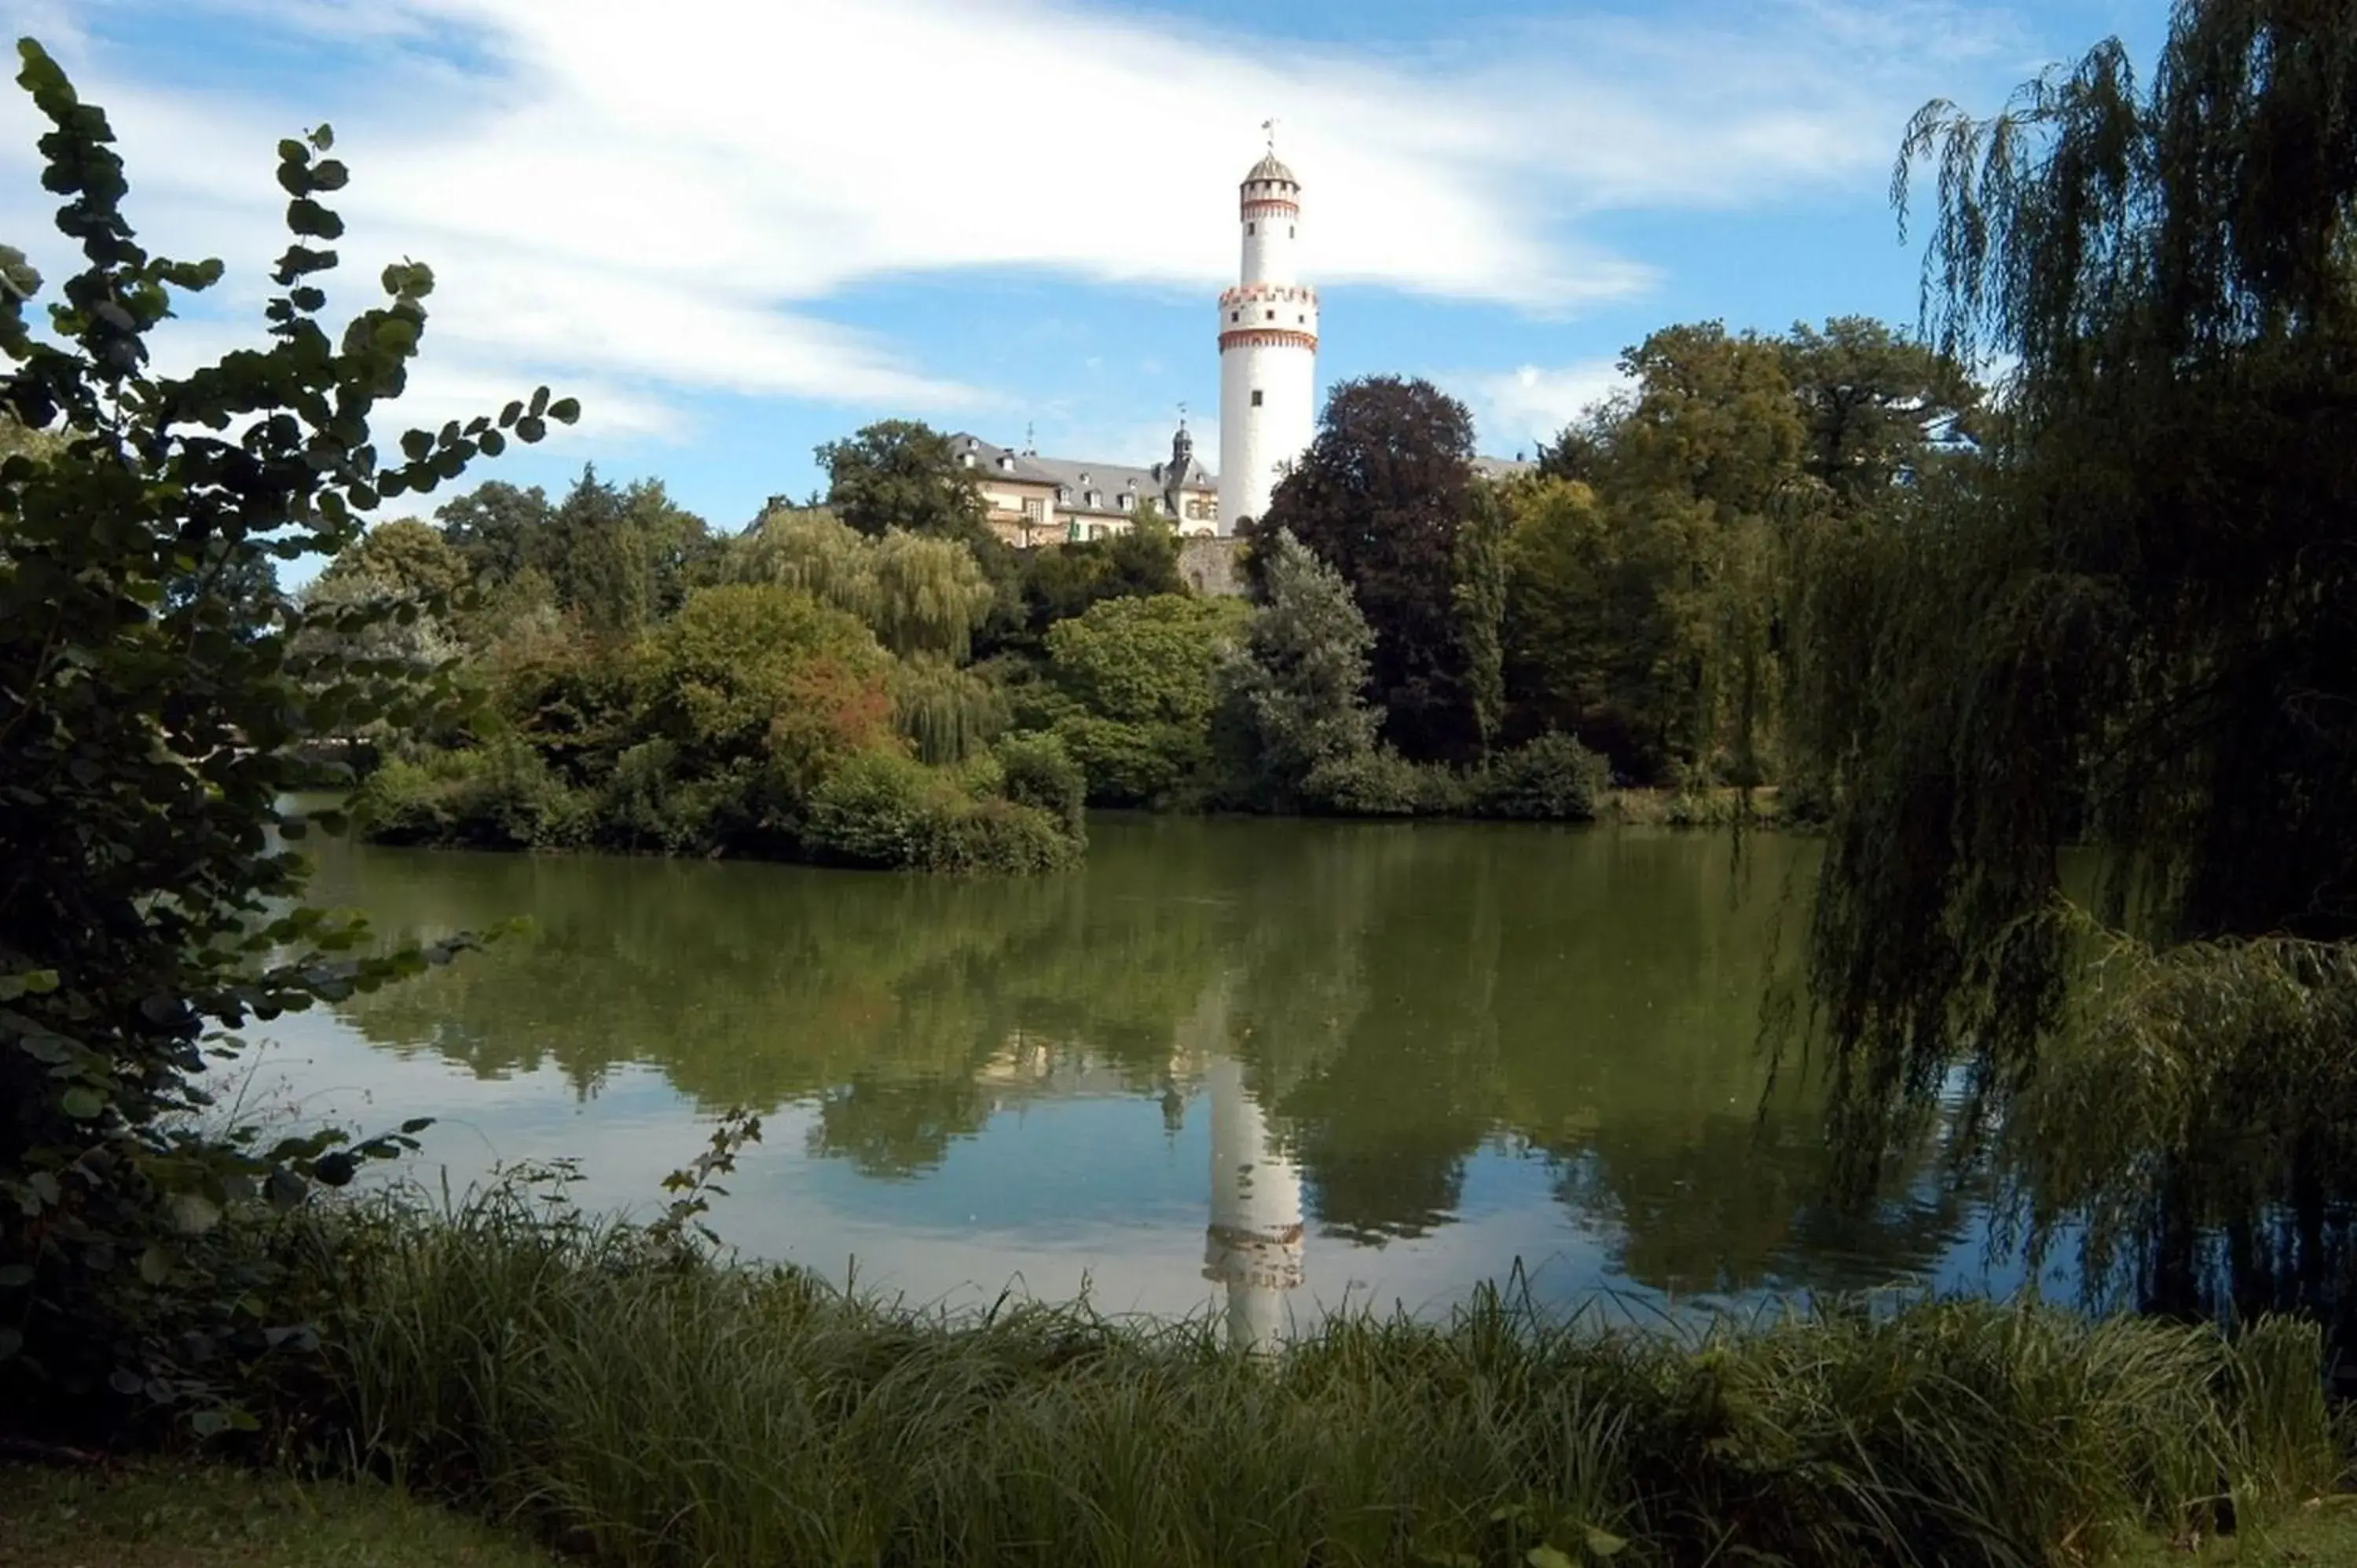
top-left (1791, 0), bottom-right (2357, 1320)
top-left (889, 655), bottom-right (1010, 765)
top-left (733, 504), bottom-right (994, 661)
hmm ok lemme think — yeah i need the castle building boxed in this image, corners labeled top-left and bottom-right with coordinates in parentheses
top-left (1217, 140), bottom-right (1318, 536)
top-left (948, 424), bottom-right (1219, 547)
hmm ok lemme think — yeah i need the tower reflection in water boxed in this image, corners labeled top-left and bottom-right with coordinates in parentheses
top-left (1200, 1053), bottom-right (1303, 1353)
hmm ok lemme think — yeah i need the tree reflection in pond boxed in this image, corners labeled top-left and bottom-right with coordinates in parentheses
top-left (295, 816), bottom-right (1996, 1336)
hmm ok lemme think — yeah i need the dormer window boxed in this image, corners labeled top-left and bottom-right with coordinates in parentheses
top-left (1118, 493), bottom-right (1134, 511)
top-left (996, 454), bottom-right (1014, 471)
top-left (1055, 485), bottom-right (1069, 504)
top-left (1086, 490), bottom-right (1102, 508)
top-left (959, 452), bottom-right (974, 468)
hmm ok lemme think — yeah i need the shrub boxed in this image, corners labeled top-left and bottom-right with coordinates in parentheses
top-left (1304, 746), bottom-right (1462, 817)
top-left (356, 740), bottom-right (592, 849)
top-left (803, 750), bottom-right (1080, 874)
top-left (918, 796), bottom-right (1080, 875)
top-left (1475, 732), bottom-right (1609, 822)
top-left (995, 731), bottom-right (1086, 841)
top-left (801, 751), bottom-right (936, 867)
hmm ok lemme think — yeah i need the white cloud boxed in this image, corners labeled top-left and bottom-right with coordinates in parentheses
top-left (0, 0), bottom-right (2011, 437)
top-left (1454, 360), bottom-right (1631, 456)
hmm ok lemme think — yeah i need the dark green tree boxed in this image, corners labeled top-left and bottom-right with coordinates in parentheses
top-left (1781, 316), bottom-right (1983, 505)
top-left (1791, 0), bottom-right (2357, 1320)
top-left (0, 41), bottom-right (570, 1420)
top-left (434, 479), bottom-right (553, 584)
top-left (1259, 376), bottom-right (1480, 762)
top-left (815, 418), bottom-right (988, 542)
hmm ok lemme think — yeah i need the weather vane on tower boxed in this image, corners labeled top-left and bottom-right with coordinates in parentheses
top-left (1262, 118), bottom-right (1277, 153)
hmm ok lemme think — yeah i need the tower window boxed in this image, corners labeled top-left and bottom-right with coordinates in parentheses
top-left (1265, 310), bottom-right (1275, 321)
top-left (1247, 221), bottom-right (1255, 235)
top-left (1288, 225), bottom-right (1296, 237)
top-left (1251, 390), bottom-right (1263, 407)
top-left (1230, 312), bottom-right (1238, 322)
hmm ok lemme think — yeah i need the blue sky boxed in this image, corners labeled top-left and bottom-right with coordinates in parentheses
top-left (2, 0), bottom-right (2165, 543)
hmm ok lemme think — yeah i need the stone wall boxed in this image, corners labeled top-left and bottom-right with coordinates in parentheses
top-left (1177, 535), bottom-right (1247, 599)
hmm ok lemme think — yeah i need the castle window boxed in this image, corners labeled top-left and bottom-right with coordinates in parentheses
top-left (1265, 310), bottom-right (1275, 321)
top-left (1230, 312), bottom-right (1239, 323)
top-left (1251, 390), bottom-right (1263, 407)
top-left (1247, 221), bottom-right (1255, 235)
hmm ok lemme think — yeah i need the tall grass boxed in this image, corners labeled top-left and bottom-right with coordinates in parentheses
top-left (279, 1180), bottom-right (2346, 1568)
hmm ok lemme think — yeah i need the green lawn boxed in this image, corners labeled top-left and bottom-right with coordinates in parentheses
top-left (0, 1461), bottom-right (552, 1568)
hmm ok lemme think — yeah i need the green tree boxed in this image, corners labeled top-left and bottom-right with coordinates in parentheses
top-left (1451, 482), bottom-right (1509, 759)
top-left (0, 42), bottom-right (570, 1417)
top-left (815, 419), bottom-right (989, 542)
top-left (1260, 376), bottom-right (1480, 762)
top-left (1791, 0), bottom-right (2357, 1319)
top-left (1781, 316), bottom-right (1983, 506)
top-left (319, 516), bottom-right (469, 602)
top-left (1033, 593), bottom-right (1242, 805)
top-left (434, 480), bottom-right (553, 584)
top-left (1218, 529), bottom-right (1382, 808)
top-left (731, 503), bottom-right (993, 661)
top-left (637, 583), bottom-right (896, 811)
top-left (1500, 477), bottom-right (1673, 770)
top-left (541, 466), bottom-right (647, 638)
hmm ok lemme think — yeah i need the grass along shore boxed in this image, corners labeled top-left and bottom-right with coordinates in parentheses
top-left (199, 1180), bottom-right (2355, 1568)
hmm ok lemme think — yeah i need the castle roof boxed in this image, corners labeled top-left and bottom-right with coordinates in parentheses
top-left (950, 433), bottom-right (1214, 521)
top-left (1243, 152), bottom-right (1296, 186)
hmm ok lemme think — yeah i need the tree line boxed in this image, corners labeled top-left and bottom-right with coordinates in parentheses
top-left (324, 313), bottom-right (1985, 859)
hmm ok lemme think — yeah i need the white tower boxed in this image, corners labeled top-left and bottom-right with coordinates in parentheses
top-left (1217, 130), bottom-right (1319, 536)
top-left (1201, 1053), bottom-right (1304, 1353)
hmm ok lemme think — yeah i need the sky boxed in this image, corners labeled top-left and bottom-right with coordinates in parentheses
top-left (1, 0), bottom-right (2166, 541)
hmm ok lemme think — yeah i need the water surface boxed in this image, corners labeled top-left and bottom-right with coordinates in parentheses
top-left (247, 816), bottom-right (2030, 1346)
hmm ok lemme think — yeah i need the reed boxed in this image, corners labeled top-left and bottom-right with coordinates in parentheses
top-left (280, 1180), bottom-right (2347, 1568)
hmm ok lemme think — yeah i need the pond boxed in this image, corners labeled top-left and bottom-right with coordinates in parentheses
top-left (242, 815), bottom-right (2046, 1349)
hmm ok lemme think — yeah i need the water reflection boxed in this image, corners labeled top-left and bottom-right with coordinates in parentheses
top-left (264, 816), bottom-right (2017, 1345)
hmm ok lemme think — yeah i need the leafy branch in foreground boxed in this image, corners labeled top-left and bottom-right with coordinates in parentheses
top-left (0, 35), bottom-right (573, 1429)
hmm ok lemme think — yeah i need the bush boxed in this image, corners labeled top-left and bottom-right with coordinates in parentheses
top-left (1474, 732), bottom-right (1609, 822)
top-left (355, 740), bottom-right (592, 849)
top-left (1304, 746), bottom-right (1463, 817)
top-left (801, 750), bottom-right (1080, 874)
top-left (918, 796), bottom-right (1080, 875)
top-left (995, 731), bottom-right (1086, 841)
top-left (801, 751), bottom-right (936, 866)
